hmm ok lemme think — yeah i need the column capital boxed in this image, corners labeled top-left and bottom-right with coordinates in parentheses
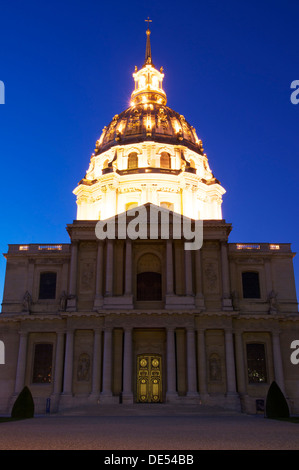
top-left (186, 326), bottom-right (195, 333)
top-left (103, 326), bottom-right (113, 333)
top-left (123, 326), bottom-right (133, 333)
top-left (93, 327), bottom-right (102, 335)
top-left (196, 327), bottom-right (206, 334)
top-left (18, 331), bottom-right (29, 338)
top-left (224, 327), bottom-right (234, 335)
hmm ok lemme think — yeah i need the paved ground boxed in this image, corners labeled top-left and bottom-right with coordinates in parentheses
top-left (0, 404), bottom-right (298, 450)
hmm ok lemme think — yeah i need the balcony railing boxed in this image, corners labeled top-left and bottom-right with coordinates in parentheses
top-left (7, 244), bottom-right (70, 254)
top-left (229, 243), bottom-right (291, 253)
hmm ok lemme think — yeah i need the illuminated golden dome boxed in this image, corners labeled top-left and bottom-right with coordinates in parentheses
top-left (74, 22), bottom-right (226, 222)
top-left (94, 24), bottom-right (204, 159)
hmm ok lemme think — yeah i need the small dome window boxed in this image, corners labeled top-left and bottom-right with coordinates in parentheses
top-left (128, 152), bottom-right (138, 169)
top-left (160, 152), bottom-right (171, 169)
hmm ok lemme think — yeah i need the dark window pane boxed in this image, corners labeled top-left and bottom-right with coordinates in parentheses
top-left (39, 272), bottom-right (57, 299)
top-left (247, 343), bottom-right (267, 383)
top-left (32, 343), bottom-right (53, 383)
top-left (160, 152), bottom-right (170, 169)
top-left (128, 152), bottom-right (138, 169)
top-left (242, 272), bottom-right (260, 298)
top-left (137, 272), bottom-right (162, 301)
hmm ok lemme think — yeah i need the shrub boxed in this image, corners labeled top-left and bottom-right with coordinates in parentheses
top-left (265, 381), bottom-right (290, 419)
top-left (11, 386), bottom-right (34, 420)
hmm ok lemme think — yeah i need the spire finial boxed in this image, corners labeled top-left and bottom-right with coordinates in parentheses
top-left (145, 16), bottom-right (152, 28)
top-left (144, 17), bottom-right (153, 65)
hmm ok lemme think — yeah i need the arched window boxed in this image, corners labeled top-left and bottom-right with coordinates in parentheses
top-left (103, 159), bottom-right (109, 169)
top-left (128, 152), bottom-right (138, 169)
top-left (242, 272), bottom-right (261, 298)
top-left (160, 152), bottom-right (171, 169)
top-left (137, 253), bottom-right (162, 301)
top-left (246, 343), bottom-right (267, 383)
top-left (32, 343), bottom-right (53, 383)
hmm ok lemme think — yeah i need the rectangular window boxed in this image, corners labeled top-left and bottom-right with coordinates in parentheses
top-left (32, 343), bottom-right (53, 383)
top-left (38, 272), bottom-right (57, 299)
top-left (246, 343), bottom-right (267, 383)
top-left (242, 271), bottom-right (261, 298)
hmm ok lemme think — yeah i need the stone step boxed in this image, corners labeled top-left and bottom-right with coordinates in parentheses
top-left (56, 403), bottom-right (240, 417)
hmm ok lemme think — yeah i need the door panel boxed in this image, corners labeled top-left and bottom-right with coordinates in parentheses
top-left (137, 354), bottom-right (162, 403)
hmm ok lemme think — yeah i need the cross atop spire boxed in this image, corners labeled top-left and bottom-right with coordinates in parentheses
top-left (144, 17), bottom-right (153, 66)
top-left (145, 16), bottom-right (152, 29)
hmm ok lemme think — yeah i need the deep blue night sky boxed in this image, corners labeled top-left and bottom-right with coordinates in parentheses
top-left (0, 0), bottom-right (298, 304)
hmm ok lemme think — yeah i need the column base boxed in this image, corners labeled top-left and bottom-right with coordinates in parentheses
top-left (121, 392), bottom-right (134, 404)
top-left (49, 393), bottom-right (62, 413)
top-left (100, 392), bottom-right (119, 404)
top-left (225, 392), bottom-right (241, 411)
top-left (186, 391), bottom-right (201, 404)
top-left (88, 393), bottom-right (101, 404)
top-left (58, 393), bottom-right (74, 411)
top-left (198, 393), bottom-right (210, 405)
top-left (166, 391), bottom-right (179, 403)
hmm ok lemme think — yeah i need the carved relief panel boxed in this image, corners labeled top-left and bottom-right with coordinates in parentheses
top-left (73, 330), bottom-right (93, 395)
top-left (78, 242), bottom-right (97, 296)
top-left (205, 330), bottom-right (226, 395)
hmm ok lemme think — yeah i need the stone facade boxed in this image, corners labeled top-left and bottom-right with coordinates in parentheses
top-left (0, 215), bottom-right (298, 415)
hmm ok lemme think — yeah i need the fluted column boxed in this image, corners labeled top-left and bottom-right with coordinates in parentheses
top-left (265, 259), bottom-right (273, 295)
top-left (94, 241), bottom-right (104, 309)
top-left (15, 332), bottom-right (28, 393)
top-left (101, 328), bottom-right (113, 399)
top-left (220, 241), bottom-right (232, 310)
top-left (185, 250), bottom-right (193, 296)
top-left (195, 248), bottom-right (205, 308)
top-left (122, 327), bottom-right (133, 403)
top-left (272, 330), bottom-right (285, 394)
top-left (105, 240), bottom-right (114, 296)
top-left (234, 330), bottom-right (246, 396)
top-left (196, 328), bottom-right (208, 397)
top-left (166, 240), bottom-right (174, 295)
top-left (62, 329), bottom-right (74, 395)
top-left (225, 328), bottom-right (237, 395)
top-left (166, 327), bottom-right (177, 401)
top-left (67, 241), bottom-right (78, 311)
top-left (125, 240), bottom-right (132, 296)
top-left (186, 328), bottom-right (198, 398)
top-left (53, 331), bottom-right (65, 395)
top-left (69, 241), bottom-right (78, 294)
top-left (91, 328), bottom-right (102, 396)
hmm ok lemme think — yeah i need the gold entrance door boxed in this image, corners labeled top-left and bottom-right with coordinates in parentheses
top-left (137, 355), bottom-right (162, 403)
